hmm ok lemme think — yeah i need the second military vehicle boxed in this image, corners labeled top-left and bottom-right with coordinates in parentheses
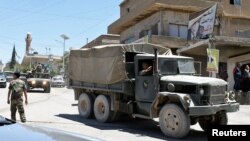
top-left (68, 43), bottom-right (239, 138)
top-left (26, 72), bottom-right (51, 93)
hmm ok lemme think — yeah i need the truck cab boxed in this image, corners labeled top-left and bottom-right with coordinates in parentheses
top-left (134, 54), bottom-right (195, 114)
top-left (133, 54), bottom-right (239, 138)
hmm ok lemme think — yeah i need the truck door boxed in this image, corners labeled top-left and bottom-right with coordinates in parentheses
top-left (135, 59), bottom-right (156, 102)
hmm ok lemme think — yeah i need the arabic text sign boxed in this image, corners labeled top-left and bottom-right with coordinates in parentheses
top-left (207, 48), bottom-right (219, 72)
top-left (188, 4), bottom-right (217, 40)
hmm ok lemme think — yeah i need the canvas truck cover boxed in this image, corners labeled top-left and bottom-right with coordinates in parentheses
top-left (69, 43), bottom-right (172, 84)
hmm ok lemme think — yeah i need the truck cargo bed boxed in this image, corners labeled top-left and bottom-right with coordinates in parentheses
top-left (69, 79), bottom-right (134, 96)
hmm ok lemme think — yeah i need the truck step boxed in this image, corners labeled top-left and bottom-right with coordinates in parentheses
top-left (132, 114), bottom-right (151, 119)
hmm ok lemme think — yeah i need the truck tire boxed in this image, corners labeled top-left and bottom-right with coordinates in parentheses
top-left (94, 95), bottom-right (113, 123)
top-left (27, 85), bottom-right (30, 92)
top-left (199, 111), bottom-right (228, 132)
top-left (44, 86), bottom-right (51, 93)
top-left (78, 93), bottom-right (94, 118)
top-left (159, 104), bottom-right (190, 138)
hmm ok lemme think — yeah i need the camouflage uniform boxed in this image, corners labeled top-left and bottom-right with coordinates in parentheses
top-left (36, 64), bottom-right (42, 73)
top-left (9, 79), bottom-right (27, 122)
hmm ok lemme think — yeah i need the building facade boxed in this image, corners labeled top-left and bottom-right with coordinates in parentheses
top-left (21, 54), bottom-right (62, 74)
top-left (81, 34), bottom-right (120, 48)
top-left (108, 0), bottom-right (250, 90)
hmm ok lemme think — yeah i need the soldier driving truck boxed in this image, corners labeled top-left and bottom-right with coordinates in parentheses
top-left (68, 43), bottom-right (239, 138)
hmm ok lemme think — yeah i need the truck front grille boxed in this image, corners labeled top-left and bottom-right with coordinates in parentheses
top-left (208, 86), bottom-right (226, 105)
top-left (210, 86), bottom-right (226, 95)
top-left (196, 85), bottom-right (226, 105)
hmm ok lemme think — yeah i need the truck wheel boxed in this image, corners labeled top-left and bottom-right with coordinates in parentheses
top-left (159, 104), bottom-right (190, 138)
top-left (45, 87), bottom-right (51, 93)
top-left (94, 95), bottom-right (113, 123)
top-left (199, 111), bottom-right (228, 132)
top-left (27, 85), bottom-right (30, 92)
top-left (78, 93), bottom-right (94, 118)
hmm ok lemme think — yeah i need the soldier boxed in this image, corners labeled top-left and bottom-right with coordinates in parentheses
top-left (36, 63), bottom-right (42, 73)
top-left (139, 62), bottom-right (153, 76)
top-left (7, 71), bottom-right (28, 122)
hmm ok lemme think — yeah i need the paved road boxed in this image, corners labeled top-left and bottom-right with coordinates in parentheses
top-left (0, 86), bottom-right (249, 141)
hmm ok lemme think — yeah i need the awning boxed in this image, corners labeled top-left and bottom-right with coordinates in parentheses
top-left (177, 36), bottom-right (250, 58)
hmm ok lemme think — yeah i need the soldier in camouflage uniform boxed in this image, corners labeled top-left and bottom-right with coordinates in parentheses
top-left (7, 72), bottom-right (28, 122)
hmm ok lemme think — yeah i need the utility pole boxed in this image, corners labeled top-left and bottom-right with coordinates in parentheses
top-left (60, 34), bottom-right (69, 75)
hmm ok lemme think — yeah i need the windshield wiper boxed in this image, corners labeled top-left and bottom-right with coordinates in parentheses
top-left (0, 116), bottom-right (15, 126)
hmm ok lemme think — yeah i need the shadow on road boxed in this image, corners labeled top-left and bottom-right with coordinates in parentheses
top-left (56, 114), bottom-right (207, 141)
top-left (27, 90), bottom-right (45, 93)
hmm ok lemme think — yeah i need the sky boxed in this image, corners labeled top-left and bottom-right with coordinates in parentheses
top-left (0, 0), bottom-right (122, 64)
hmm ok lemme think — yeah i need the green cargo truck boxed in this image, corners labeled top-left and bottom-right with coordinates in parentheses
top-left (68, 43), bottom-right (239, 138)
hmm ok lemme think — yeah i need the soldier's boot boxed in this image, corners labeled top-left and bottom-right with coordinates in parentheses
top-left (19, 109), bottom-right (26, 123)
top-left (20, 113), bottom-right (26, 123)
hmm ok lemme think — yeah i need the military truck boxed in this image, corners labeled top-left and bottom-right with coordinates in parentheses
top-left (68, 43), bottom-right (239, 138)
top-left (26, 72), bottom-right (51, 93)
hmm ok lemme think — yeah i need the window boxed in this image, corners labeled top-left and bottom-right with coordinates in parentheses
top-left (160, 59), bottom-right (178, 75)
top-left (169, 24), bottom-right (188, 39)
top-left (139, 30), bottom-right (150, 38)
top-left (127, 8), bottom-right (130, 13)
top-left (169, 24), bottom-right (179, 37)
top-left (151, 23), bottom-right (159, 35)
top-left (138, 60), bottom-right (153, 76)
top-left (179, 26), bottom-right (188, 39)
top-left (230, 0), bottom-right (241, 5)
top-left (194, 61), bottom-right (202, 76)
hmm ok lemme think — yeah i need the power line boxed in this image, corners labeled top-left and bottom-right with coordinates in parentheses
top-left (0, 0), bottom-right (33, 19)
top-left (0, 3), bottom-right (118, 25)
top-left (70, 12), bottom-right (118, 48)
top-left (0, 0), bottom-right (64, 24)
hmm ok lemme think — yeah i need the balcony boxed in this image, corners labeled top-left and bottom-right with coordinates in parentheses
top-left (108, 0), bottom-right (215, 34)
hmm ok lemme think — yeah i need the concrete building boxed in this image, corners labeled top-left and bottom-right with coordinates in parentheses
top-left (108, 0), bottom-right (250, 90)
top-left (81, 34), bottom-right (120, 48)
top-left (21, 54), bottom-right (62, 73)
top-left (21, 33), bottom-right (62, 74)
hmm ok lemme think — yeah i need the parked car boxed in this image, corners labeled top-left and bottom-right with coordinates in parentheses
top-left (4, 71), bottom-right (14, 82)
top-left (0, 73), bottom-right (7, 88)
top-left (51, 76), bottom-right (65, 87)
top-left (0, 115), bottom-right (102, 141)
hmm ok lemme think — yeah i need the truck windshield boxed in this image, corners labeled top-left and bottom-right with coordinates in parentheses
top-left (160, 59), bottom-right (195, 75)
top-left (178, 59), bottom-right (195, 74)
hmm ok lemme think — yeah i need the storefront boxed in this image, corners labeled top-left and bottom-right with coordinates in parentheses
top-left (177, 36), bottom-right (250, 90)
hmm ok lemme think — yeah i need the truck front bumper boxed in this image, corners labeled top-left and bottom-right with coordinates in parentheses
top-left (188, 102), bottom-right (239, 116)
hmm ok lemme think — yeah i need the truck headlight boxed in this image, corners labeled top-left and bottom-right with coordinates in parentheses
top-left (199, 88), bottom-right (204, 96)
top-left (31, 81), bottom-right (36, 84)
top-left (227, 91), bottom-right (235, 101)
top-left (43, 81), bottom-right (47, 85)
top-left (167, 83), bottom-right (175, 92)
top-left (184, 95), bottom-right (191, 106)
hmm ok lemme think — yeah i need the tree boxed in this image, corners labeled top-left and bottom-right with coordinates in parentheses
top-left (9, 45), bottom-right (17, 69)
